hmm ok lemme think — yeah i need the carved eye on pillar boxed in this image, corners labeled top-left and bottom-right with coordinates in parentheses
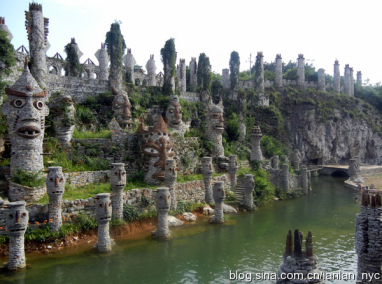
top-left (11, 99), bottom-right (26, 108)
top-left (59, 178), bottom-right (64, 182)
top-left (8, 214), bottom-right (13, 219)
top-left (98, 204), bottom-right (103, 208)
top-left (114, 172), bottom-right (118, 175)
top-left (122, 172), bottom-right (126, 176)
top-left (34, 101), bottom-right (44, 110)
top-left (50, 178), bottom-right (53, 182)
top-left (109, 203), bottom-right (112, 206)
top-left (21, 212), bottom-right (27, 218)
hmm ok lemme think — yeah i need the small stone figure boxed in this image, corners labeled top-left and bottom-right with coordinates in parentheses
top-left (94, 193), bottom-right (112, 252)
top-left (3, 201), bottom-right (28, 270)
top-left (210, 181), bottom-right (225, 224)
top-left (165, 95), bottom-right (184, 132)
top-left (250, 126), bottom-right (263, 161)
top-left (291, 149), bottom-right (301, 172)
top-left (110, 163), bottom-right (126, 220)
top-left (111, 87), bottom-right (133, 131)
top-left (228, 155), bottom-right (239, 190)
top-left (202, 157), bottom-right (214, 204)
top-left (94, 43), bottom-right (109, 80)
top-left (152, 187), bottom-right (171, 239)
top-left (145, 55), bottom-right (157, 86)
top-left (46, 166), bottom-right (65, 232)
top-left (205, 103), bottom-right (225, 158)
top-left (243, 174), bottom-right (255, 211)
top-left (164, 159), bottom-right (177, 210)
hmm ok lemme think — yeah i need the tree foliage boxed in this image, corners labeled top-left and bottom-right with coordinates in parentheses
top-left (229, 51), bottom-right (240, 90)
top-left (160, 38), bottom-right (176, 96)
top-left (64, 40), bottom-right (83, 77)
top-left (197, 53), bottom-right (211, 92)
top-left (105, 22), bottom-right (126, 72)
top-left (0, 29), bottom-right (15, 75)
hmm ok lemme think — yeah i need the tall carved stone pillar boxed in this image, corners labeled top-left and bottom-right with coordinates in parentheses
top-left (146, 55), bottom-right (157, 86)
top-left (297, 54), bottom-right (305, 88)
top-left (344, 64), bottom-right (351, 96)
top-left (110, 163), bottom-right (126, 220)
top-left (94, 193), bottom-right (112, 252)
top-left (256, 52), bottom-right (268, 106)
top-left (202, 157), bottom-right (214, 204)
top-left (46, 167), bottom-right (65, 232)
top-left (350, 67), bottom-right (355, 96)
top-left (25, 3), bottom-right (48, 89)
top-left (152, 187), bottom-right (171, 239)
top-left (228, 155), bottom-right (238, 190)
top-left (356, 71), bottom-right (362, 86)
top-left (164, 159), bottom-right (177, 210)
top-left (176, 59), bottom-right (186, 93)
top-left (301, 165), bottom-right (309, 191)
top-left (222, 68), bottom-right (230, 89)
top-left (3, 201), bottom-right (28, 270)
top-left (283, 164), bottom-right (289, 192)
top-left (271, 156), bottom-right (279, 169)
top-left (205, 103), bottom-right (225, 158)
top-left (243, 174), bottom-right (255, 211)
top-left (95, 43), bottom-right (109, 81)
top-left (210, 182), bottom-right (225, 224)
top-left (317, 68), bottom-right (326, 91)
top-left (275, 54), bottom-right (283, 89)
top-left (123, 49), bottom-right (136, 84)
top-left (348, 158), bottom-right (361, 182)
top-left (291, 149), bottom-right (301, 172)
top-left (250, 126), bottom-right (263, 161)
top-left (333, 60), bottom-right (340, 94)
top-left (189, 57), bottom-right (197, 92)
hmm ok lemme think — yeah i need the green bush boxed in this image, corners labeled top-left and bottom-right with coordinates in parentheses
top-left (76, 106), bottom-right (94, 124)
top-left (224, 113), bottom-right (240, 142)
top-left (260, 135), bottom-right (289, 158)
top-left (12, 169), bottom-right (45, 187)
top-left (123, 204), bottom-right (140, 222)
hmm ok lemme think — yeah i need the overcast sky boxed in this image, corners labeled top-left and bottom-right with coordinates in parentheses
top-left (1, 0), bottom-right (381, 84)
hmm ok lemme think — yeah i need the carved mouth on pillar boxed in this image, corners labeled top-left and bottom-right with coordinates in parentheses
top-left (17, 126), bottom-right (41, 138)
top-left (9, 227), bottom-right (26, 233)
top-left (158, 206), bottom-right (169, 210)
top-left (98, 217), bottom-right (111, 221)
top-left (152, 171), bottom-right (165, 180)
top-left (170, 121), bottom-right (181, 127)
top-left (213, 124), bottom-right (224, 131)
top-left (50, 191), bottom-right (64, 194)
top-left (113, 184), bottom-right (125, 188)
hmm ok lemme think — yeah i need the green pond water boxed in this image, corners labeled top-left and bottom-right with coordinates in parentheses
top-left (0, 176), bottom-right (360, 283)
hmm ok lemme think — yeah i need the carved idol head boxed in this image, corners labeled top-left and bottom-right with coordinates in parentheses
top-left (140, 117), bottom-right (176, 184)
top-left (94, 193), bottom-right (112, 223)
top-left (154, 187), bottom-right (171, 214)
top-left (2, 59), bottom-right (49, 150)
top-left (46, 167), bottom-right (65, 196)
top-left (213, 181), bottom-right (225, 203)
top-left (202, 157), bottom-right (213, 176)
top-left (112, 87), bottom-right (132, 128)
top-left (228, 155), bottom-right (238, 171)
top-left (5, 201), bottom-right (28, 236)
top-left (164, 159), bottom-right (177, 186)
top-left (243, 174), bottom-right (254, 195)
top-left (110, 163), bottom-right (126, 189)
top-left (166, 95), bottom-right (182, 129)
top-left (207, 104), bottom-right (224, 135)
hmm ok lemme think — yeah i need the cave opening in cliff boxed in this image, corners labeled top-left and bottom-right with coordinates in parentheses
top-left (331, 170), bottom-right (350, 178)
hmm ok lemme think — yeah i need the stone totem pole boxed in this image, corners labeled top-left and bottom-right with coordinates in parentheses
top-left (297, 54), bottom-right (305, 88)
top-left (256, 52), bottom-right (269, 106)
top-left (275, 54), bottom-right (283, 89)
top-left (111, 87), bottom-right (133, 130)
top-left (333, 60), bottom-right (340, 94)
top-left (348, 158), bottom-right (361, 182)
top-left (164, 159), bottom-right (177, 210)
top-left (301, 165), bottom-right (309, 192)
top-left (25, 2), bottom-right (49, 89)
top-left (95, 43), bottom-right (109, 81)
top-left (152, 187), bottom-right (171, 239)
top-left (344, 64), bottom-right (351, 96)
top-left (277, 229), bottom-right (324, 284)
top-left (205, 103), bottom-right (225, 158)
top-left (46, 167), bottom-right (65, 232)
top-left (228, 155), bottom-right (238, 190)
top-left (123, 49), bottom-right (136, 84)
top-left (210, 181), bottom-right (225, 224)
top-left (250, 126), bottom-right (263, 161)
top-left (0, 17), bottom-right (13, 41)
top-left (356, 71), bottom-right (362, 86)
top-left (49, 93), bottom-right (75, 148)
top-left (176, 59), bottom-right (186, 93)
top-left (202, 157), bottom-right (214, 204)
top-left (317, 68), bottom-right (326, 91)
top-left (146, 55), bottom-right (157, 86)
top-left (139, 117), bottom-right (177, 185)
top-left (2, 59), bottom-right (49, 177)
top-left (165, 95), bottom-right (184, 132)
top-left (222, 69), bottom-right (230, 89)
top-left (291, 149), bottom-right (301, 172)
top-left (283, 164), bottom-right (290, 192)
top-left (270, 155), bottom-right (279, 169)
top-left (350, 67), bottom-right (355, 96)
top-left (94, 193), bottom-right (112, 252)
top-left (243, 174), bottom-right (255, 211)
top-left (110, 163), bottom-right (126, 220)
top-left (189, 57), bottom-right (197, 92)
top-left (3, 201), bottom-right (28, 270)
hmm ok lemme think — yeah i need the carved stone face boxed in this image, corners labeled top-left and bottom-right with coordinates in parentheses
top-left (46, 167), bottom-right (65, 195)
top-left (229, 155), bottom-right (238, 171)
top-left (207, 105), bottom-right (224, 135)
top-left (5, 201), bottom-right (28, 236)
top-left (94, 194), bottom-right (112, 223)
top-left (154, 187), bottom-right (171, 214)
top-left (164, 159), bottom-right (177, 185)
top-left (213, 182), bottom-right (225, 203)
top-left (244, 174), bottom-right (254, 195)
top-left (110, 163), bottom-right (126, 189)
top-left (112, 88), bottom-right (132, 128)
top-left (166, 95), bottom-right (182, 129)
top-left (202, 157), bottom-right (213, 176)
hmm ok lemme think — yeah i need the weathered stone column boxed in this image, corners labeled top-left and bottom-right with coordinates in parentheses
top-left (344, 64), bottom-right (351, 95)
top-left (205, 103), bottom-right (225, 157)
top-left (123, 48), bottom-right (136, 84)
top-left (333, 60), bottom-right (340, 94)
top-left (152, 187), bottom-right (171, 239)
top-left (94, 193), bottom-right (112, 252)
top-left (243, 174), bottom-right (255, 211)
top-left (275, 54), bottom-right (283, 89)
top-left (189, 57), bottom-right (197, 92)
top-left (110, 163), bottom-right (126, 220)
top-left (283, 164), bottom-right (289, 192)
top-left (95, 43), bottom-right (109, 81)
top-left (291, 149), bottom-right (301, 172)
top-left (164, 159), bottom-right (177, 210)
top-left (202, 157), bottom-right (214, 204)
top-left (228, 155), bottom-right (238, 190)
top-left (350, 67), bottom-right (355, 96)
top-left (3, 201), bottom-right (28, 270)
top-left (46, 167), bottom-right (65, 232)
top-left (25, 3), bottom-right (48, 89)
top-left (271, 155), bottom-right (279, 169)
top-left (146, 55), bottom-right (157, 86)
top-left (301, 165), bottom-right (309, 191)
top-left (222, 68), bottom-right (230, 89)
top-left (250, 126), bottom-right (263, 161)
top-left (348, 158), bottom-right (361, 182)
top-left (176, 59), bottom-right (186, 93)
top-left (297, 54), bottom-right (305, 88)
top-left (356, 71), bottom-right (362, 86)
top-left (210, 182), bottom-right (225, 224)
top-left (0, 17), bottom-right (13, 41)
top-left (256, 52), bottom-right (269, 106)
top-left (317, 68), bottom-right (326, 91)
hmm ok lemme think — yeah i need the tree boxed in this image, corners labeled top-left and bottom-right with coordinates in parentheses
top-left (0, 29), bottom-right (15, 74)
top-left (229, 51), bottom-right (240, 90)
top-left (197, 53), bottom-right (211, 92)
top-left (64, 39), bottom-right (83, 77)
top-left (105, 21), bottom-right (126, 76)
top-left (160, 38), bottom-right (176, 96)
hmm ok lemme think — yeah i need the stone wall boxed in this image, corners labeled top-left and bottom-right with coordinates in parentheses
top-left (64, 171), bottom-right (109, 187)
top-left (180, 92), bottom-right (199, 103)
top-left (267, 167), bottom-right (304, 192)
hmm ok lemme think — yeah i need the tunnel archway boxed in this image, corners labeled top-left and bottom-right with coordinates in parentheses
top-left (331, 170), bottom-right (349, 178)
